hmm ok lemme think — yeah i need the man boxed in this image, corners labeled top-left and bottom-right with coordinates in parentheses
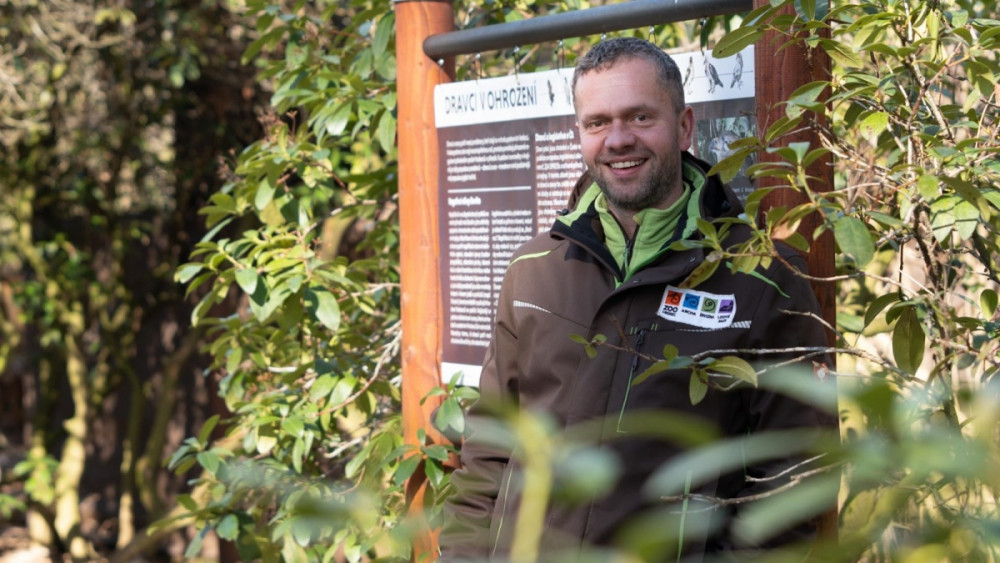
top-left (440, 37), bottom-right (834, 560)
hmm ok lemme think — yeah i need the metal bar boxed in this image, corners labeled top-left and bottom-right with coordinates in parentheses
top-left (422, 0), bottom-right (752, 60)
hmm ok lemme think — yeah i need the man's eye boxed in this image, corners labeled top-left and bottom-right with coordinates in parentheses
top-left (634, 114), bottom-right (648, 122)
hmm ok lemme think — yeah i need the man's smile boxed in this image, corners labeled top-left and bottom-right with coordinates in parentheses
top-left (608, 159), bottom-right (644, 170)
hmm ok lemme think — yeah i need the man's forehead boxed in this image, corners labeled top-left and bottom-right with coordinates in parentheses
top-left (576, 101), bottom-right (660, 118)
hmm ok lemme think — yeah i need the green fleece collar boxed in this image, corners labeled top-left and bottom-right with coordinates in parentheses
top-left (596, 160), bottom-right (707, 279)
top-left (597, 188), bottom-right (691, 278)
top-left (554, 155), bottom-right (711, 281)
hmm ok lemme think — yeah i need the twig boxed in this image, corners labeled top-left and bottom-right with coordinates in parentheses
top-left (660, 462), bottom-right (839, 507)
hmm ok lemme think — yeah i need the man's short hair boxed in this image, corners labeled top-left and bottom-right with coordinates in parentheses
top-left (572, 37), bottom-right (685, 112)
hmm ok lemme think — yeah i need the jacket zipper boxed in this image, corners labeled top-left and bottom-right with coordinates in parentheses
top-left (622, 222), bottom-right (638, 281)
top-left (623, 236), bottom-right (634, 276)
top-left (616, 327), bottom-right (647, 433)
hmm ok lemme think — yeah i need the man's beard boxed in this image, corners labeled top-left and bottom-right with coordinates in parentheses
top-left (590, 153), bottom-right (681, 213)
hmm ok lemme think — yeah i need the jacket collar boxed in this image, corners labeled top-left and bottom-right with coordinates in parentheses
top-left (551, 152), bottom-right (743, 280)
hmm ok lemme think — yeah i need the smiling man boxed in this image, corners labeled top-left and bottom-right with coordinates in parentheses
top-left (440, 37), bottom-right (835, 561)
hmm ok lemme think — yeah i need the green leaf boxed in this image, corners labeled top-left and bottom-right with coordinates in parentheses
top-left (235, 268), bottom-right (259, 295)
top-left (422, 444), bottom-right (451, 462)
top-left (176, 263), bottom-right (204, 284)
top-left (198, 414), bottom-right (221, 445)
top-left (892, 307), bottom-right (925, 373)
top-left (325, 102), bottom-right (353, 137)
top-left (394, 455), bottom-right (421, 486)
top-left (259, 200), bottom-right (285, 227)
top-left (329, 378), bottom-right (355, 407)
top-left (821, 38), bottom-right (864, 68)
top-left (787, 81), bottom-right (829, 113)
top-left (255, 428), bottom-right (277, 456)
top-left (917, 174), bottom-right (939, 200)
top-left (282, 416), bottom-right (305, 438)
top-left (217, 514), bottom-right (239, 541)
top-left (306, 287), bottom-right (341, 332)
top-left (794, 0), bottom-right (829, 21)
top-left (866, 211), bottom-right (902, 230)
top-left (376, 111), bottom-right (396, 152)
top-left (858, 111), bottom-right (889, 141)
top-left (254, 178), bottom-right (275, 211)
top-left (708, 356), bottom-right (758, 386)
top-left (425, 457), bottom-right (445, 488)
top-left (982, 289), bottom-right (998, 318)
top-left (679, 253), bottom-right (722, 289)
top-left (930, 196), bottom-right (980, 242)
top-left (309, 373), bottom-right (336, 402)
top-left (689, 372), bottom-right (708, 405)
top-left (713, 28), bottom-right (765, 59)
top-left (864, 293), bottom-right (902, 328)
top-left (177, 493), bottom-right (199, 512)
top-left (837, 311), bottom-right (863, 333)
top-left (633, 360), bottom-right (672, 386)
top-left (185, 526), bottom-right (210, 559)
top-left (373, 13), bottom-right (394, 58)
top-left (281, 538), bottom-right (309, 563)
top-left (291, 518), bottom-right (313, 547)
top-left (766, 115), bottom-right (804, 142)
top-left (708, 145), bottom-right (755, 184)
top-left (434, 396), bottom-right (465, 436)
top-left (834, 216), bottom-right (874, 267)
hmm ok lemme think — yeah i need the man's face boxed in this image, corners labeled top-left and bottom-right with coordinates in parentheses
top-left (574, 57), bottom-right (694, 213)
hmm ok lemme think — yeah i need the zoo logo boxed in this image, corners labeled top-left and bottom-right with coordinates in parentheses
top-left (662, 290), bottom-right (683, 314)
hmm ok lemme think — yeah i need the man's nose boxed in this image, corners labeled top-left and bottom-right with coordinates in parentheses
top-left (604, 121), bottom-right (636, 151)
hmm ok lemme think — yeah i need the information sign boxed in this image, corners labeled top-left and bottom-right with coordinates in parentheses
top-left (434, 47), bottom-right (755, 386)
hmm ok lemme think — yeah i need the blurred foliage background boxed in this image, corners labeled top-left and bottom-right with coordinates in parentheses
top-left (0, 0), bottom-right (998, 561)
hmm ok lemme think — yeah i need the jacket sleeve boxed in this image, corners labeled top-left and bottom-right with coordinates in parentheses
top-left (438, 278), bottom-right (521, 560)
top-left (733, 249), bottom-right (838, 546)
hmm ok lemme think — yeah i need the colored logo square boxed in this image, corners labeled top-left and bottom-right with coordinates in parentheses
top-left (683, 294), bottom-right (700, 310)
top-left (719, 299), bottom-right (734, 313)
top-left (665, 290), bottom-right (683, 306)
top-left (702, 298), bottom-right (717, 313)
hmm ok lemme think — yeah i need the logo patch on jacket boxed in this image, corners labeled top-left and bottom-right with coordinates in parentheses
top-left (658, 285), bottom-right (737, 329)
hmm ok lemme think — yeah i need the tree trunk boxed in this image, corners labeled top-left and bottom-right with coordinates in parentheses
top-left (52, 334), bottom-right (96, 560)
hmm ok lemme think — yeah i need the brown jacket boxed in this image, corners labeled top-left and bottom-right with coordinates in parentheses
top-left (440, 154), bottom-right (834, 560)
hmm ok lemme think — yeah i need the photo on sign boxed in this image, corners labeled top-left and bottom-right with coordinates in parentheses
top-left (693, 113), bottom-right (756, 202)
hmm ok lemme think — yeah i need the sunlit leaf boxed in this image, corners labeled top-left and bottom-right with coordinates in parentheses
top-left (235, 268), bottom-right (259, 295)
top-left (176, 263), bottom-right (204, 284)
top-left (834, 216), bottom-right (874, 267)
top-left (858, 111), bottom-right (889, 141)
top-left (982, 289), bottom-right (998, 318)
top-left (708, 356), bottom-right (758, 386)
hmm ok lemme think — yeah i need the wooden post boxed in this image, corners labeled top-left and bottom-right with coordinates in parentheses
top-left (753, 2), bottom-right (836, 346)
top-left (753, 0), bottom-right (838, 541)
top-left (395, 0), bottom-right (454, 558)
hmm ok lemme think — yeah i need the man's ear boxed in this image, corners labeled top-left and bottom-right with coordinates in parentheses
top-left (678, 106), bottom-right (695, 152)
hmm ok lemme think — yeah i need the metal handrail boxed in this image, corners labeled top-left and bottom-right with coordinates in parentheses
top-left (420, 0), bottom-right (751, 60)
